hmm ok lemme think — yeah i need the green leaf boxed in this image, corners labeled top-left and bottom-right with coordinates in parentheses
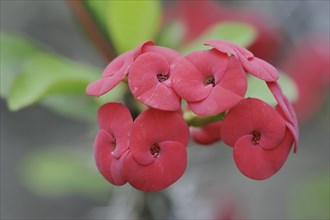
top-left (95, 82), bottom-right (127, 105)
top-left (289, 174), bottom-right (329, 219)
top-left (180, 22), bottom-right (257, 54)
top-left (40, 94), bottom-right (98, 122)
top-left (245, 72), bottom-right (298, 106)
top-left (19, 148), bottom-right (111, 199)
top-left (7, 53), bottom-right (101, 111)
top-left (106, 0), bottom-right (161, 53)
top-left (1, 32), bottom-right (126, 120)
top-left (40, 82), bottom-right (127, 122)
top-left (0, 32), bottom-right (40, 97)
top-left (157, 20), bottom-right (186, 49)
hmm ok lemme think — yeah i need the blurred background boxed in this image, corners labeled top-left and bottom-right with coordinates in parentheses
top-left (1, 0), bottom-right (329, 219)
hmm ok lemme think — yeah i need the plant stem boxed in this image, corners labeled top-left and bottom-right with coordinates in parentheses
top-left (184, 111), bottom-right (225, 127)
top-left (66, 0), bottom-right (115, 62)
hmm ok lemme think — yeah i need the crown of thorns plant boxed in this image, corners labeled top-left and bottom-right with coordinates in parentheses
top-left (86, 40), bottom-right (299, 192)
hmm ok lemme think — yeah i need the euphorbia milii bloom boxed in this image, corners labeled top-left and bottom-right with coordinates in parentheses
top-left (205, 40), bottom-right (279, 82)
top-left (128, 52), bottom-right (181, 111)
top-left (191, 121), bottom-right (222, 145)
top-left (221, 98), bottom-right (292, 180)
top-left (86, 41), bottom-right (153, 97)
top-left (94, 103), bottom-right (133, 185)
top-left (86, 41), bottom-right (181, 97)
top-left (171, 49), bottom-right (247, 115)
top-left (124, 108), bottom-right (189, 192)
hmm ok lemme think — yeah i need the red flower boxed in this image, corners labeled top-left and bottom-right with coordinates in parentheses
top-left (86, 41), bottom-right (153, 97)
top-left (94, 103), bottom-right (133, 185)
top-left (221, 98), bottom-right (292, 180)
top-left (171, 49), bottom-right (247, 115)
top-left (205, 40), bottom-right (279, 82)
top-left (86, 41), bottom-right (181, 98)
top-left (128, 52), bottom-right (181, 111)
top-left (191, 121), bottom-right (222, 145)
top-left (124, 108), bottom-right (189, 192)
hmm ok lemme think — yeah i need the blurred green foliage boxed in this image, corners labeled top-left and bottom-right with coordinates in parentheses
top-left (290, 174), bottom-right (329, 219)
top-left (19, 148), bottom-right (111, 200)
top-left (180, 22), bottom-right (257, 54)
top-left (157, 20), bottom-right (186, 49)
top-left (0, 32), bottom-right (125, 122)
top-left (0, 33), bottom-right (40, 98)
top-left (106, 0), bottom-right (161, 53)
top-left (7, 53), bottom-right (99, 111)
top-left (246, 72), bottom-right (298, 106)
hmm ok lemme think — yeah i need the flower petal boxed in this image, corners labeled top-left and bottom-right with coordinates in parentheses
top-left (204, 40), bottom-right (254, 58)
top-left (102, 40), bottom-right (154, 77)
top-left (233, 130), bottom-right (293, 180)
top-left (188, 55), bottom-right (247, 115)
top-left (267, 82), bottom-right (294, 124)
top-left (191, 121), bottom-right (222, 145)
top-left (135, 83), bottom-right (181, 111)
top-left (221, 98), bottom-right (286, 150)
top-left (94, 129), bottom-right (127, 185)
top-left (217, 55), bottom-right (247, 92)
top-left (237, 54), bottom-right (279, 81)
top-left (268, 82), bottom-right (299, 152)
top-left (129, 108), bottom-right (189, 165)
top-left (97, 103), bottom-right (133, 158)
top-left (86, 73), bottom-right (127, 97)
top-left (110, 150), bottom-right (129, 185)
top-left (143, 45), bottom-right (181, 63)
top-left (276, 106), bottom-right (299, 154)
top-left (124, 141), bottom-right (187, 192)
top-left (171, 56), bottom-right (212, 102)
top-left (128, 52), bottom-right (181, 111)
top-left (188, 85), bottom-right (243, 115)
top-left (185, 49), bottom-right (229, 79)
top-left (86, 41), bottom-right (154, 97)
top-left (205, 40), bottom-right (278, 81)
top-left (102, 50), bottom-right (134, 78)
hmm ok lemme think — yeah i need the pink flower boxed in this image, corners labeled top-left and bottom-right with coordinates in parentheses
top-left (171, 49), bottom-right (247, 115)
top-left (86, 41), bottom-right (181, 98)
top-left (124, 108), bottom-right (189, 192)
top-left (205, 40), bottom-right (279, 82)
top-left (86, 41), bottom-right (153, 97)
top-left (191, 121), bottom-right (222, 145)
top-left (128, 52), bottom-right (181, 111)
top-left (94, 103), bottom-right (133, 185)
top-left (221, 98), bottom-right (292, 180)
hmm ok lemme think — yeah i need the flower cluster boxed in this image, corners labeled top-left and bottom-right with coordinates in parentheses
top-left (87, 40), bottom-right (298, 191)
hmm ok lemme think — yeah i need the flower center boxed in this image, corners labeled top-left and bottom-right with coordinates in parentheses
top-left (204, 75), bottom-right (215, 87)
top-left (150, 143), bottom-right (161, 158)
top-left (111, 139), bottom-right (116, 148)
top-left (251, 130), bottom-right (261, 145)
top-left (157, 73), bottom-right (169, 82)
